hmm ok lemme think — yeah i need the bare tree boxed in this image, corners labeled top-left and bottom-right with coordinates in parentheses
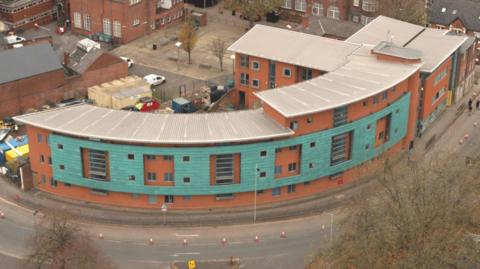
top-left (22, 211), bottom-right (116, 269)
top-left (378, 0), bottom-right (427, 26)
top-left (234, 0), bottom-right (283, 27)
top-left (312, 154), bottom-right (480, 269)
top-left (211, 38), bottom-right (227, 72)
top-left (177, 17), bottom-right (198, 65)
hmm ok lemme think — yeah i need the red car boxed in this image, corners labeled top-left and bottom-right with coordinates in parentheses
top-left (135, 97), bottom-right (160, 112)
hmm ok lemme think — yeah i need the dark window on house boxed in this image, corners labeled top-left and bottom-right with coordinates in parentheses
top-left (289, 121), bottom-right (298, 130)
top-left (240, 73), bottom-right (249, 85)
top-left (240, 55), bottom-right (249, 67)
top-left (40, 155), bottom-right (45, 163)
top-left (216, 193), bottom-right (234, 200)
top-left (183, 156), bottom-right (190, 162)
top-left (373, 95), bottom-right (378, 104)
top-left (289, 145), bottom-right (297, 151)
top-left (91, 188), bottom-right (108, 196)
top-left (287, 184), bottom-right (296, 193)
top-left (128, 154), bottom-right (135, 160)
top-left (274, 165), bottom-right (282, 174)
top-left (59, 165), bottom-right (65, 170)
top-left (367, 124), bottom-right (371, 129)
top-left (57, 144), bottom-right (63, 149)
top-left (50, 177), bottom-right (57, 187)
top-left (275, 148), bottom-right (282, 153)
top-left (129, 175), bottom-right (136, 181)
top-left (64, 182), bottom-right (71, 187)
top-left (37, 134), bottom-right (42, 143)
top-left (310, 142), bottom-right (316, 148)
top-left (330, 132), bottom-right (352, 166)
top-left (257, 190), bottom-right (264, 195)
top-left (252, 79), bottom-right (260, 88)
top-left (48, 157), bottom-right (52, 165)
top-left (304, 181), bottom-right (311, 186)
top-left (365, 144), bottom-right (370, 150)
top-left (183, 177), bottom-right (190, 183)
top-left (363, 100), bottom-right (368, 107)
top-left (252, 61), bottom-right (260, 70)
top-left (272, 187), bottom-right (281, 196)
top-left (288, 162), bottom-right (297, 172)
top-left (215, 154), bottom-right (234, 184)
top-left (382, 91), bottom-right (388, 100)
top-left (147, 172), bottom-right (156, 181)
top-left (164, 173), bottom-right (174, 182)
top-left (145, 155), bottom-right (156, 160)
top-left (164, 195), bottom-right (174, 203)
top-left (259, 171), bottom-right (266, 178)
top-left (164, 155), bottom-right (173, 161)
top-left (84, 149), bottom-right (108, 181)
top-left (333, 106), bottom-right (348, 127)
top-left (306, 117), bottom-right (313, 124)
top-left (309, 163), bottom-right (314, 169)
top-left (301, 68), bottom-right (313, 80)
top-left (260, 150), bottom-right (267, 157)
top-left (283, 68), bottom-right (291, 77)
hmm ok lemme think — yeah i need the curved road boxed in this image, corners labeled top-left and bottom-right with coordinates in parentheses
top-left (1, 101), bottom-right (479, 269)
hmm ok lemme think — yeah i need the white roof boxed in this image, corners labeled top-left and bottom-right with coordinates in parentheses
top-left (228, 24), bottom-right (361, 72)
top-left (255, 46), bottom-right (421, 118)
top-left (405, 28), bottom-right (467, 72)
top-left (346, 16), bottom-right (425, 46)
top-left (13, 105), bottom-right (293, 144)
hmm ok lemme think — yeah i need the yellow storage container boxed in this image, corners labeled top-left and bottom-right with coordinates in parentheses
top-left (5, 144), bottom-right (29, 163)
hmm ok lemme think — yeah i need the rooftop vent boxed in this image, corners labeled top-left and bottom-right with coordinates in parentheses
top-left (441, 7), bottom-right (446, 12)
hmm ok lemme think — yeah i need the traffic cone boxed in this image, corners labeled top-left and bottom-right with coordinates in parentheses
top-left (183, 239), bottom-right (188, 246)
top-left (465, 133), bottom-right (470, 139)
top-left (0, 211), bottom-right (4, 219)
top-left (98, 233), bottom-right (104, 239)
top-left (474, 122), bottom-right (478, 127)
top-left (280, 231), bottom-right (286, 238)
top-left (459, 139), bottom-right (464, 144)
top-left (149, 238), bottom-right (154, 245)
top-left (254, 235), bottom-right (259, 243)
top-left (222, 237), bottom-right (227, 245)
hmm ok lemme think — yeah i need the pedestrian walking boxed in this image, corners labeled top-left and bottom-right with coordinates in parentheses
top-left (468, 98), bottom-right (473, 115)
top-left (476, 99), bottom-right (480, 110)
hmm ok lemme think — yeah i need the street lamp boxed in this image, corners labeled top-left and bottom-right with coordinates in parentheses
top-left (326, 212), bottom-right (334, 243)
top-left (175, 41), bottom-right (182, 70)
top-left (253, 164), bottom-right (259, 224)
top-left (230, 54), bottom-right (236, 75)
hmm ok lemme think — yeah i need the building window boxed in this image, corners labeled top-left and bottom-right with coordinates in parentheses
top-left (40, 155), bottom-right (45, 163)
top-left (259, 171), bottom-right (266, 178)
top-left (50, 177), bottom-right (57, 187)
top-left (240, 73), bottom-right (249, 85)
top-left (283, 68), bottom-right (291, 77)
top-left (83, 14), bottom-right (91, 31)
top-left (289, 145), bottom-right (297, 151)
top-left (306, 117), bottom-right (313, 124)
top-left (287, 184), bottom-right (296, 193)
top-left (183, 177), bottom-right (190, 183)
top-left (382, 91), bottom-right (388, 101)
top-left (260, 151), bottom-right (267, 157)
top-left (272, 187), bottom-right (281, 196)
top-left (216, 193), bottom-right (234, 200)
top-left (352, 15), bottom-right (360, 23)
top-left (165, 195), bottom-right (174, 203)
top-left (353, 0), bottom-right (359, 6)
top-left (147, 172), bottom-right (156, 181)
top-left (130, 0), bottom-right (142, 5)
top-left (301, 68), bottom-right (313, 80)
top-left (257, 190), bottom-right (264, 195)
top-left (83, 149), bottom-right (109, 181)
top-left (361, 15), bottom-right (375, 25)
top-left (57, 144), bottom-right (63, 149)
top-left (48, 157), bottom-right (52, 165)
top-left (312, 2), bottom-right (323, 16)
top-left (274, 165), bottom-right (282, 175)
top-left (362, 0), bottom-right (378, 12)
top-left (183, 156), bottom-right (190, 162)
top-left (283, 0), bottom-right (292, 9)
top-left (327, 5), bottom-right (340, 20)
top-left (129, 175), bottom-right (136, 181)
top-left (309, 162), bottom-right (314, 169)
top-left (128, 154), bottom-right (135, 160)
top-left (304, 181), bottom-right (311, 186)
top-left (434, 68), bottom-right (448, 85)
top-left (289, 121), bottom-right (298, 130)
top-left (91, 188), bottom-right (108, 196)
top-left (103, 18), bottom-right (112, 36)
top-left (252, 61), bottom-right (260, 71)
top-left (73, 12), bottom-right (82, 28)
top-left (59, 165), bottom-right (65, 170)
top-left (145, 155), bottom-right (156, 160)
top-left (133, 18), bottom-right (140, 26)
top-left (113, 20), bottom-right (122, 37)
top-left (164, 173), bottom-right (174, 182)
top-left (252, 79), bottom-right (260, 88)
top-left (362, 100), bottom-right (368, 107)
top-left (214, 154), bottom-right (235, 184)
top-left (275, 148), bottom-right (282, 153)
top-left (295, 0), bottom-right (306, 11)
top-left (373, 95), bottom-right (378, 104)
top-left (310, 142), bottom-right (316, 148)
top-left (240, 55), bottom-right (249, 67)
top-left (432, 87), bottom-right (446, 104)
top-left (333, 106), bottom-right (348, 127)
top-left (183, 195), bottom-right (192, 200)
top-left (37, 134), bottom-right (42, 143)
top-left (330, 132), bottom-right (353, 166)
top-left (288, 162), bottom-right (297, 172)
top-left (164, 155), bottom-right (173, 161)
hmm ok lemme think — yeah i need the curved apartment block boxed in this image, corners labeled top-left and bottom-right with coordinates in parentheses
top-left (14, 17), bottom-right (476, 210)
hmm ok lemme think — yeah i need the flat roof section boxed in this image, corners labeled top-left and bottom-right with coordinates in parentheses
top-left (346, 16), bottom-right (425, 46)
top-left (228, 24), bottom-right (361, 72)
top-left (255, 47), bottom-right (421, 118)
top-left (13, 105), bottom-right (294, 145)
top-left (406, 28), bottom-right (468, 73)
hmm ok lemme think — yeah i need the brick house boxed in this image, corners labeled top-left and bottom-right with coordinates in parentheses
top-left (0, 0), bottom-right (55, 30)
top-left (427, 0), bottom-right (480, 64)
top-left (69, 0), bottom-right (184, 44)
top-left (0, 43), bottom-right (128, 118)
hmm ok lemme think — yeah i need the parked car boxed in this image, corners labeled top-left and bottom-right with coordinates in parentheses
top-left (135, 97), bottom-right (160, 112)
top-left (143, 74), bottom-right (166, 86)
top-left (120, 57), bottom-right (134, 68)
top-left (3, 35), bottom-right (26, 45)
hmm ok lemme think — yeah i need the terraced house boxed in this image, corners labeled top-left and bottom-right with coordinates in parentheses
top-left (14, 16), bottom-right (476, 210)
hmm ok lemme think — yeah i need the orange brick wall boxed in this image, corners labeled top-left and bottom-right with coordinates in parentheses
top-left (144, 155), bottom-right (175, 186)
top-left (421, 58), bottom-right (451, 120)
top-left (274, 145), bottom-right (301, 179)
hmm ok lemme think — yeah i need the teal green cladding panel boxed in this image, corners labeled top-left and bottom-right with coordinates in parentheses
top-left (51, 93), bottom-right (411, 196)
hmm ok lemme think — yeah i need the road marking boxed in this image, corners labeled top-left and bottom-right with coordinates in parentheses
top-left (169, 252), bottom-right (200, 257)
top-left (188, 242), bottom-right (216, 247)
top-left (174, 233), bottom-right (199, 237)
top-left (133, 242), bottom-right (148, 246)
top-left (105, 239), bottom-right (121, 243)
top-left (0, 196), bottom-right (34, 213)
top-left (0, 249), bottom-right (25, 260)
top-left (229, 241), bottom-right (244, 245)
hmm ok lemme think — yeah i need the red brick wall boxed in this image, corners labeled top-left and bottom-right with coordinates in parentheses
top-left (422, 58), bottom-right (451, 120)
top-left (0, 0), bottom-right (54, 29)
top-left (144, 155), bottom-right (175, 186)
top-left (274, 145), bottom-right (301, 179)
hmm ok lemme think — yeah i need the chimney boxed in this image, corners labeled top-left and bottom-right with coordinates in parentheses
top-left (63, 51), bottom-right (69, 66)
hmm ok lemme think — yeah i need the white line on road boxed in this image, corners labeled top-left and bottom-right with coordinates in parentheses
top-left (0, 196), bottom-right (34, 213)
top-left (0, 249), bottom-right (25, 260)
top-left (173, 233), bottom-right (199, 237)
top-left (188, 242), bottom-right (217, 247)
top-left (169, 252), bottom-right (200, 257)
top-left (229, 241), bottom-right (244, 245)
top-left (105, 239), bottom-right (121, 243)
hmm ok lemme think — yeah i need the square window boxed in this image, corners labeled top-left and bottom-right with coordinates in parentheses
top-left (164, 195), bottom-right (174, 203)
top-left (288, 162), bottom-right (297, 172)
top-left (59, 165), bottom-right (65, 170)
top-left (147, 172), bottom-right (157, 181)
top-left (164, 173), bottom-right (174, 182)
top-left (306, 117), bottom-right (313, 124)
top-left (128, 154), bottom-right (135, 160)
top-left (183, 177), bottom-right (190, 183)
top-left (64, 182), bottom-right (71, 187)
top-left (257, 190), bottom-right (264, 195)
top-left (252, 61), bottom-right (260, 70)
top-left (289, 145), bottom-right (297, 151)
top-left (260, 150), bottom-right (267, 157)
top-left (57, 144), bottom-right (63, 149)
top-left (272, 187), bottom-right (281, 196)
top-left (367, 124), bottom-right (371, 130)
top-left (283, 68), bottom-right (291, 77)
top-left (365, 144), bottom-right (369, 150)
top-left (183, 156), bottom-right (190, 162)
top-left (304, 181), bottom-right (311, 186)
top-left (363, 101), bottom-right (368, 107)
top-left (40, 155), bottom-right (45, 163)
top-left (164, 155), bottom-right (173, 161)
top-left (129, 175), bottom-right (136, 181)
top-left (309, 163), bottom-right (314, 169)
top-left (275, 148), bottom-right (282, 153)
top-left (252, 79), bottom-right (260, 88)
top-left (37, 134), bottom-right (42, 143)
top-left (310, 142), bottom-right (316, 148)
top-left (259, 171), bottom-right (266, 178)
top-left (287, 184), bottom-right (296, 193)
top-left (274, 165), bottom-right (282, 174)
top-left (289, 121), bottom-right (298, 130)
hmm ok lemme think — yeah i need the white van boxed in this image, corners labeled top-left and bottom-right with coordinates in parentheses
top-left (3, 35), bottom-right (26, 45)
